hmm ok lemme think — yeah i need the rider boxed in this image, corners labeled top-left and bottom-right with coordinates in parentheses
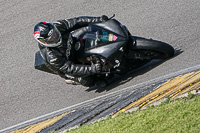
top-left (33, 15), bottom-right (109, 87)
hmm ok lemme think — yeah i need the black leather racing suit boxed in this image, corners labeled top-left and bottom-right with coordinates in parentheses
top-left (39, 16), bottom-right (108, 87)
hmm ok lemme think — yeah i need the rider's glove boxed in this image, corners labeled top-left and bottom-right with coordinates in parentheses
top-left (101, 14), bottom-right (115, 22)
top-left (91, 58), bottom-right (102, 74)
top-left (101, 15), bottom-right (109, 22)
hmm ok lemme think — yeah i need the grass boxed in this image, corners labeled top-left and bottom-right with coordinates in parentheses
top-left (67, 95), bottom-right (200, 133)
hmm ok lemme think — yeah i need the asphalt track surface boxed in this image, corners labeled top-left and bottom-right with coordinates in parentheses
top-left (1, 0), bottom-right (200, 130)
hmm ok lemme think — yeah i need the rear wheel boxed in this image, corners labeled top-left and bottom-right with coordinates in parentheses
top-left (132, 37), bottom-right (175, 59)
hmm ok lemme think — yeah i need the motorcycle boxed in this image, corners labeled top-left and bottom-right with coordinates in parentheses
top-left (34, 18), bottom-right (174, 83)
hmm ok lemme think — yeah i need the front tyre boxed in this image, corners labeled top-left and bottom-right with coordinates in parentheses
top-left (133, 37), bottom-right (175, 59)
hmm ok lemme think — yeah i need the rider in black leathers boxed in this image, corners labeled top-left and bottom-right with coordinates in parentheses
top-left (33, 15), bottom-right (109, 87)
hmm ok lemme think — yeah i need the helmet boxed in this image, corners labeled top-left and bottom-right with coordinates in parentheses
top-left (33, 21), bottom-right (62, 47)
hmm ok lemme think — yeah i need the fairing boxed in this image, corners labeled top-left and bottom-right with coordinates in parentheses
top-left (75, 19), bottom-right (129, 63)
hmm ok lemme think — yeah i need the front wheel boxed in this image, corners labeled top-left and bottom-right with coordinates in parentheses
top-left (131, 36), bottom-right (175, 59)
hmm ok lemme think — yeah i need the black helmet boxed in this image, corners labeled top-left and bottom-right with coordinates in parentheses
top-left (33, 21), bottom-right (62, 47)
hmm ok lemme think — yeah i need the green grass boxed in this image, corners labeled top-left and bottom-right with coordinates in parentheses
top-left (67, 95), bottom-right (200, 133)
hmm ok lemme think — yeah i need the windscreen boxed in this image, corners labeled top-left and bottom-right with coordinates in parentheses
top-left (83, 27), bottom-right (119, 50)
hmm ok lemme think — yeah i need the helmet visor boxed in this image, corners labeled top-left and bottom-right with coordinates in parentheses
top-left (37, 25), bottom-right (62, 47)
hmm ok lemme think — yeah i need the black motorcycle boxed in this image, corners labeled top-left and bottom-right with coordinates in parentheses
top-left (35, 19), bottom-right (174, 82)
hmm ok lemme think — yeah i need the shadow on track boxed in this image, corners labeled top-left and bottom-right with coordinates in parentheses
top-left (86, 49), bottom-right (183, 93)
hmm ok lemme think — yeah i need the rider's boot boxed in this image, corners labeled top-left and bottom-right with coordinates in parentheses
top-left (65, 76), bottom-right (108, 88)
top-left (65, 76), bottom-right (94, 87)
top-left (65, 79), bottom-right (80, 85)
